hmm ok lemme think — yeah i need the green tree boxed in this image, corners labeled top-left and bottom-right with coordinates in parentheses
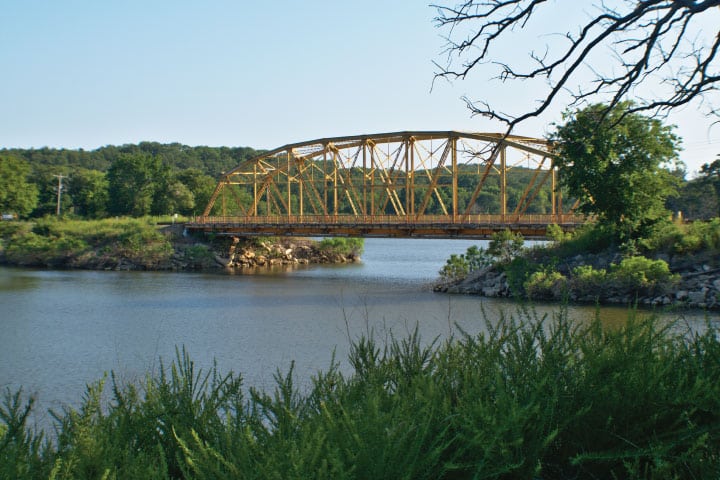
top-left (107, 153), bottom-right (166, 216)
top-left (68, 169), bottom-right (109, 218)
top-left (175, 168), bottom-right (218, 215)
top-left (551, 103), bottom-right (680, 239)
top-left (0, 155), bottom-right (39, 217)
top-left (153, 179), bottom-right (195, 216)
top-left (487, 229), bottom-right (524, 264)
top-left (31, 170), bottom-right (73, 217)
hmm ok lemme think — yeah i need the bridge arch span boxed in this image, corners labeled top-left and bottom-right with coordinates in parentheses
top-left (189, 131), bottom-right (583, 239)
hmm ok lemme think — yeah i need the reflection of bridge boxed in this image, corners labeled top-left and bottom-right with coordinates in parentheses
top-left (186, 131), bottom-right (585, 239)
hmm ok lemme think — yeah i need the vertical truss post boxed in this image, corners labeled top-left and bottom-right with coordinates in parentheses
top-left (362, 140), bottom-right (367, 216)
top-left (299, 167), bottom-right (304, 218)
top-left (266, 180), bottom-right (270, 216)
top-left (253, 164), bottom-right (258, 216)
top-left (409, 137), bottom-right (415, 216)
top-left (404, 137), bottom-right (410, 221)
top-left (550, 162), bottom-right (557, 218)
top-left (370, 142), bottom-right (376, 216)
top-left (221, 182), bottom-right (226, 216)
top-left (333, 148), bottom-right (338, 216)
top-left (323, 148), bottom-right (328, 217)
top-left (500, 144), bottom-right (507, 221)
top-left (556, 165), bottom-right (563, 222)
top-left (287, 150), bottom-right (292, 219)
top-left (451, 136), bottom-right (458, 222)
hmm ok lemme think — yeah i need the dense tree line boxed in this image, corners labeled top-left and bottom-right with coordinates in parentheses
top-left (0, 127), bottom-right (720, 219)
top-left (0, 143), bottom-right (262, 218)
top-left (0, 135), bottom-right (717, 221)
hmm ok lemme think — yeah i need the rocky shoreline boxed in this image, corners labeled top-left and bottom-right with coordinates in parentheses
top-left (121, 227), bottom-right (361, 272)
top-left (206, 235), bottom-right (360, 270)
top-left (0, 222), bottom-right (361, 272)
top-left (435, 250), bottom-right (720, 310)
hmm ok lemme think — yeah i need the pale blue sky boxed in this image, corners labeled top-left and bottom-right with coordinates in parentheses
top-left (2, 1), bottom-right (718, 174)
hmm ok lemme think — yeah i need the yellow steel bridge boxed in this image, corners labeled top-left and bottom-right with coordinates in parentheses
top-left (186, 131), bottom-right (585, 239)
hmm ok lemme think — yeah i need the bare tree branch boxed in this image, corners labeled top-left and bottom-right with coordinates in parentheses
top-left (433, 0), bottom-right (720, 132)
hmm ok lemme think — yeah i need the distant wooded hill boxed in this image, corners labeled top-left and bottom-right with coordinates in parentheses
top-left (0, 142), bottom-right (717, 220)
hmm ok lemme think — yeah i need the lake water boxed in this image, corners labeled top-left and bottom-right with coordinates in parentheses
top-left (0, 238), bottom-right (715, 427)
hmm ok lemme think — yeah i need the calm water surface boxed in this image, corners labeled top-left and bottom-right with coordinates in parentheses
top-left (0, 238), bottom-right (715, 425)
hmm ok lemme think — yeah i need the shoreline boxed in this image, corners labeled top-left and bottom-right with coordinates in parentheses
top-left (434, 250), bottom-right (720, 311)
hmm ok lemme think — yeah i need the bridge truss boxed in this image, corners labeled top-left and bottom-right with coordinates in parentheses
top-left (188, 131), bottom-right (584, 239)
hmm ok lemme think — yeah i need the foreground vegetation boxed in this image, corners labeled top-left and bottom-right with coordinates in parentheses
top-left (2, 310), bottom-right (719, 479)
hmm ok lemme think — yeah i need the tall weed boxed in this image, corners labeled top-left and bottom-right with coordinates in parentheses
top-left (2, 311), bottom-right (719, 478)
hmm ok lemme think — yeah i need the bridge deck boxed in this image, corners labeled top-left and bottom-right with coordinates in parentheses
top-left (186, 215), bottom-right (585, 239)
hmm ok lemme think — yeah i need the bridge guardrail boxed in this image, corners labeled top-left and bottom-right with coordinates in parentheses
top-left (191, 214), bottom-right (586, 225)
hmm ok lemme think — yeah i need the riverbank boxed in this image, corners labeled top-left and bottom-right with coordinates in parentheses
top-left (434, 222), bottom-right (720, 310)
top-left (436, 249), bottom-right (720, 309)
top-left (0, 218), bottom-right (361, 272)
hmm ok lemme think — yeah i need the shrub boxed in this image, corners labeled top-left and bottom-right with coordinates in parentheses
top-left (439, 253), bottom-right (469, 282)
top-left (570, 264), bottom-right (608, 298)
top-left (318, 237), bottom-right (364, 257)
top-left (3, 311), bottom-right (719, 479)
top-left (549, 223), bottom-right (616, 257)
top-left (524, 270), bottom-right (567, 300)
top-left (638, 218), bottom-right (720, 255)
top-left (637, 219), bottom-right (685, 253)
top-left (439, 245), bottom-right (493, 282)
top-left (4, 232), bottom-right (88, 267)
top-left (502, 256), bottom-right (542, 297)
top-left (546, 223), bottom-right (572, 243)
top-left (182, 245), bottom-right (216, 269)
top-left (686, 218), bottom-right (720, 253)
top-left (487, 229), bottom-right (524, 263)
top-left (609, 256), bottom-right (678, 293)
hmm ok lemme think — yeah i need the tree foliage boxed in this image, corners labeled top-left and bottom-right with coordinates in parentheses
top-left (487, 228), bottom-right (524, 263)
top-left (434, 0), bottom-right (720, 131)
top-left (106, 153), bottom-right (168, 216)
top-left (0, 155), bottom-right (39, 217)
top-left (67, 169), bottom-right (109, 219)
top-left (551, 102), bottom-right (680, 238)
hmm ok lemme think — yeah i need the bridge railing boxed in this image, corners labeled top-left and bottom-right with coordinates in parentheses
top-left (191, 214), bottom-right (586, 225)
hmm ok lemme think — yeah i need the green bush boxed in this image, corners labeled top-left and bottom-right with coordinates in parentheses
top-left (524, 270), bottom-right (567, 300)
top-left (438, 245), bottom-right (493, 282)
top-left (439, 253), bottom-right (469, 282)
top-left (548, 223), bottom-right (616, 257)
top-left (182, 244), bottom-right (216, 268)
top-left (487, 229), bottom-right (525, 263)
top-left (609, 256), bottom-right (678, 293)
top-left (636, 218), bottom-right (720, 255)
top-left (2, 311), bottom-right (719, 479)
top-left (4, 232), bottom-right (88, 267)
top-left (686, 218), bottom-right (720, 253)
top-left (1, 217), bottom-right (174, 269)
top-left (546, 223), bottom-right (572, 243)
top-left (318, 237), bottom-right (364, 257)
top-left (570, 264), bottom-right (608, 298)
top-left (503, 256), bottom-right (542, 297)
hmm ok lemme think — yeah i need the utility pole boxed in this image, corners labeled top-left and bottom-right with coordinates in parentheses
top-left (53, 174), bottom-right (66, 216)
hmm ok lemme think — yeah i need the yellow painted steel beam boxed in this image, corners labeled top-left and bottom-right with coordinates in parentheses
top-left (200, 131), bottom-right (572, 236)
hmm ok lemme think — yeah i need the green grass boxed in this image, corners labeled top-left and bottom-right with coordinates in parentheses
top-left (1, 217), bottom-right (173, 268)
top-left (2, 309), bottom-right (719, 479)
